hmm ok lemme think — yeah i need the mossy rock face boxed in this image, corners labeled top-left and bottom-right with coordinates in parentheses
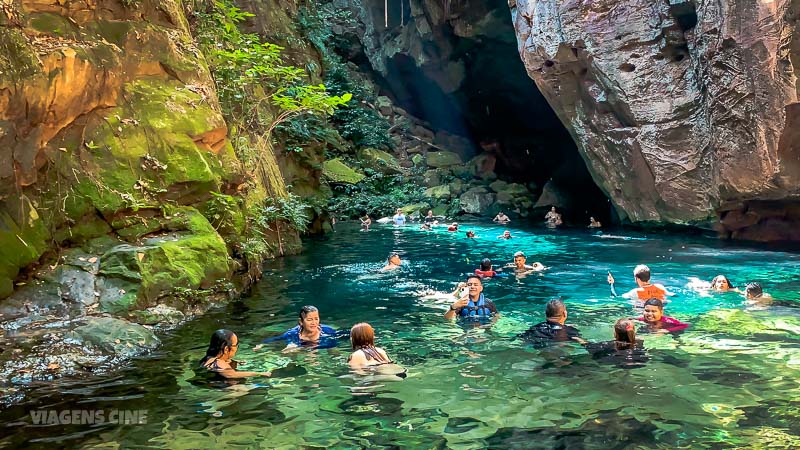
top-left (426, 151), bottom-right (463, 168)
top-left (400, 203), bottom-right (430, 216)
top-left (0, 197), bottom-right (50, 298)
top-left (67, 317), bottom-right (160, 359)
top-left (322, 158), bottom-right (365, 184)
top-left (357, 148), bottom-right (402, 174)
top-left (424, 185), bottom-right (451, 200)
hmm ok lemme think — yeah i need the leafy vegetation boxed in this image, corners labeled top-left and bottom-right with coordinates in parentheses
top-left (328, 169), bottom-right (426, 218)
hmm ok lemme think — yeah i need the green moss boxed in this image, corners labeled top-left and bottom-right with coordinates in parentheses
top-left (322, 158), bottom-right (365, 184)
top-left (0, 197), bottom-right (50, 298)
top-left (0, 28), bottom-right (42, 84)
top-left (29, 13), bottom-right (80, 38)
top-left (88, 20), bottom-right (134, 47)
top-left (357, 147), bottom-right (402, 174)
top-left (53, 214), bottom-right (113, 244)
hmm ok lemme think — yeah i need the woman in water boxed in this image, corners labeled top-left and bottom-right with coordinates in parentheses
top-left (710, 275), bottom-right (737, 292)
top-left (637, 298), bottom-right (688, 333)
top-left (348, 323), bottom-right (392, 368)
top-left (585, 319), bottom-right (648, 368)
top-left (257, 306), bottom-right (338, 350)
top-left (200, 329), bottom-right (271, 378)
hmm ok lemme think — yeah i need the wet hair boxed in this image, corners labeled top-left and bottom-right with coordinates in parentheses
top-left (350, 322), bottom-right (375, 349)
top-left (643, 298), bottom-right (664, 310)
top-left (513, 251), bottom-right (525, 258)
top-left (480, 258), bottom-right (493, 271)
top-left (298, 305), bottom-right (319, 332)
top-left (466, 231), bottom-right (475, 237)
top-left (387, 252), bottom-right (399, 262)
top-left (545, 299), bottom-right (566, 319)
top-left (614, 318), bottom-right (636, 344)
top-left (634, 265), bottom-right (651, 282)
top-left (710, 275), bottom-right (734, 289)
top-left (745, 282), bottom-right (763, 298)
top-left (200, 329), bottom-right (236, 366)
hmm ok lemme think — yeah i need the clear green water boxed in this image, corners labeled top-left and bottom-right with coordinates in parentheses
top-left (3, 223), bottom-right (800, 448)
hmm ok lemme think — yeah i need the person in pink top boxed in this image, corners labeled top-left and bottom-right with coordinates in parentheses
top-left (637, 298), bottom-right (688, 333)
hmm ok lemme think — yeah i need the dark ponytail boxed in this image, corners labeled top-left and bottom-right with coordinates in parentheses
top-left (200, 329), bottom-right (236, 366)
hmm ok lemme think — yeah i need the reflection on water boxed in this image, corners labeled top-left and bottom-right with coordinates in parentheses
top-left (2, 223), bottom-right (800, 448)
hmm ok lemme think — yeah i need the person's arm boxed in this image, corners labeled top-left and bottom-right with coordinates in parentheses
top-left (450, 282), bottom-right (467, 297)
top-left (444, 297), bottom-right (469, 319)
top-left (218, 368), bottom-right (272, 378)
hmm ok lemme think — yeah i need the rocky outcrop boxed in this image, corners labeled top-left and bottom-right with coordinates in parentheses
top-left (511, 0), bottom-right (800, 239)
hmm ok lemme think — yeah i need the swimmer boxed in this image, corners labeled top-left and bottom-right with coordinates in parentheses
top-left (348, 323), bottom-right (402, 375)
top-left (583, 318), bottom-right (648, 368)
top-left (503, 251), bottom-right (546, 274)
top-left (588, 216), bottom-right (602, 228)
top-left (518, 299), bottom-right (583, 344)
top-left (360, 213), bottom-right (372, 230)
top-left (444, 275), bottom-right (499, 320)
top-left (420, 222), bottom-right (432, 231)
top-left (710, 274), bottom-right (737, 292)
top-left (545, 206), bottom-right (562, 227)
top-left (380, 252), bottom-right (402, 271)
top-left (392, 209), bottom-right (406, 225)
top-left (255, 305), bottom-right (338, 350)
top-left (608, 265), bottom-right (671, 302)
top-left (493, 211), bottom-right (510, 224)
top-left (613, 318), bottom-right (637, 346)
top-left (637, 298), bottom-right (688, 333)
top-left (744, 282), bottom-right (772, 302)
top-left (497, 230), bottom-right (513, 239)
top-left (465, 230), bottom-right (476, 238)
top-left (474, 258), bottom-right (499, 278)
top-left (447, 222), bottom-right (459, 232)
top-left (200, 330), bottom-right (271, 378)
top-left (423, 210), bottom-right (439, 225)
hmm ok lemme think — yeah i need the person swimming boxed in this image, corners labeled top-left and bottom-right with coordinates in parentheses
top-left (257, 306), bottom-right (339, 350)
top-left (584, 319), bottom-right (648, 368)
top-left (200, 330), bottom-right (271, 378)
top-left (360, 213), bottom-right (372, 230)
top-left (503, 251), bottom-right (546, 274)
top-left (347, 323), bottom-right (406, 378)
top-left (519, 299), bottom-right (583, 346)
top-left (608, 265), bottom-right (671, 303)
top-left (465, 230), bottom-right (476, 238)
top-left (381, 252), bottom-right (402, 271)
top-left (444, 275), bottom-right (499, 320)
top-left (744, 282), bottom-right (772, 302)
top-left (497, 230), bottom-right (513, 239)
top-left (448, 222), bottom-right (459, 232)
top-left (588, 216), bottom-right (602, 228)
top-left (392, 209), bottom-right (406, 225)
top-left (710, 275), bottom-right (736, 292)
top-left (474, 258), bottom-right (499, 278)
top-left (636, 298), bottom-right (688, 333)
top-left (493, 211), bottom-right (510, 224)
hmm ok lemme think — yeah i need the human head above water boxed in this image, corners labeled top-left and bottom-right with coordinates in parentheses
top-left (298, 305), bottom-right (320, 331)
top-left (545, 299), bottom-right (567, 322)
top-left (633, 264), bottom-right (651, 283)
top-left (614, 318), bottom-right (636, 343)
top-left (711, 275), bottom-right (734, 291)
top-left (466, 230), bottom-right (475, 238)
top-left (465, 275), bottom-right (483, 298)
top-left (745, 282), bottom-right (763, 299)
top-left (480, 258), bottom-right (493, 271)
top-left (201, 329), bottom-right (238, 364)
top-left (387, 252), bottom-right (400, 263)
top-left (642, 298), bottom-right (664, 322)
top-left (350, 322), bottom-right (376, 349)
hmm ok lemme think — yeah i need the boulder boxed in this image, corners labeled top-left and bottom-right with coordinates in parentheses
top-left (132, 304), bottom-right (186, 326)
top-left (459, 188), bottom-right (496, 215)
top-left (466, 153), bottom-right (497, 179)
top-left (433, 131), bottom-right (476, 158)
top-left (489, 180), bottom-right (508, 193)
top-left (400, 203), bottom-right (430, 217)
top-left (510, 0), bottom-right (800, 236)
top-left (375, 96), bottom-right (394, 116)
top-left (426, 151), bottom-right (463, 168)
top-left (322, 158), bottom-right (365, 184)
top-left (424, 185), bottom-right (451, 200)
top-left (534, 180), bottom-right (571, 210)
top-left (67, 316), bottom-right (160, 359)
top-left (448, 178), bottom-right (465, 195)
top-left (357, 148), bottom-right (402, 174)
top-left (422, 169), bottom-right (442, 187)
top-left (411, 154), bottom-right (425, 166)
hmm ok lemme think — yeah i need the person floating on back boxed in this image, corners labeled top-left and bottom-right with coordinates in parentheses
top-left (519, 299), bottom-right (583, 345)
top-left (608, 265), bottom-right (671, 303)
top-left (200, 329), bottom-right (271, 378)
top-left (381, 252), bottom-right (402, 271)
top-left (636, 298), bottom-right (688, 333)
top-left (493, 211), bottom-right (510, 224)
top-left (444, 275), bottom-right (499, 320)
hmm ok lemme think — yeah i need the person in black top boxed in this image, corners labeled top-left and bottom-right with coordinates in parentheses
top-left (519, 299), bottom-right (582, 345)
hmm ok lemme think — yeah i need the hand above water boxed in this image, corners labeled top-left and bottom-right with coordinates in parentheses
top-left (607, 273), bottom-right (615, 284)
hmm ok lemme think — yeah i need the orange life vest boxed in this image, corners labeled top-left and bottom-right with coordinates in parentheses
top-left (636, 284), bottom-right (666, 300)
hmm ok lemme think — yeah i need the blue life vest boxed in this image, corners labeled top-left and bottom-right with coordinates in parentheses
top-left (459, 293), bottom-right (492, 317)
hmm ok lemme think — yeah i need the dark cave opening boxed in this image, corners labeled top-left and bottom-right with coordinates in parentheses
top-left (373, 8), bottom-right (614, 224)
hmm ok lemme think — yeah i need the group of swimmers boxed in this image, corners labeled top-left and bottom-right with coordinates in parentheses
top-left (200, 221), bottom-right (774, 379)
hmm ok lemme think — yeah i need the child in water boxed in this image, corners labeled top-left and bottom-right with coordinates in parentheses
top-left (637, 298), bottom-right (688, 333)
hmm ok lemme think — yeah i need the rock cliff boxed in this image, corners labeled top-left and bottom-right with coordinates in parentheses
top-left (511, 0), bottom-right (800, 240)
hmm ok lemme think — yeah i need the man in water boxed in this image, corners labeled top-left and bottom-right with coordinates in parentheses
top-left (545, 206), bottom-right (562, 227)
top-left (608, 264), bottom-right (670, 302)
top-left (360, 213), bottom-right (372, 230)
top-left (444, 275), bottom-right (499, 320)
top-left (424, 210), bottom-right (438, 225)
top-left (504, 251), bottom-right (546, 275)
top-left (497, 230), bottom-right (513, 239)
top-left (493, 212), bottom-right (510, 224)
top-left (392, 209), bottom-right (406, 225)
top-left (519, 299), bottom-right (583, 344)
top-left (380, 252), bottom-right (402, 271)
top-left (588, 217), bottom-right (602, 228)
top-left (744, 282), bottom-right (772, 303)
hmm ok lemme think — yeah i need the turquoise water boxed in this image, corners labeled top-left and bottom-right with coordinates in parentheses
top-left (3, 222), bottom-right (800, 448)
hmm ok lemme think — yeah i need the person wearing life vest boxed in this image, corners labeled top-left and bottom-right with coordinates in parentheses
top-left (474, 258), bottom-right (499, 278)
top-left (444, 275), bottom-right (499, 320)
top-left (607, 264), bottom-right (670, 302)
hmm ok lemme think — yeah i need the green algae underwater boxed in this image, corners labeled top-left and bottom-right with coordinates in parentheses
top-left (2, 222), bottom-right (800, 448)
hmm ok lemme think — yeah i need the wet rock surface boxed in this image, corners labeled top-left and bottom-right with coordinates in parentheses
top-left (511, 0), bottom-right (800, 238)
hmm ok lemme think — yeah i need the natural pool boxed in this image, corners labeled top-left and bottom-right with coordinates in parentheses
top-left (2, 222), bottom-right (800, 448)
